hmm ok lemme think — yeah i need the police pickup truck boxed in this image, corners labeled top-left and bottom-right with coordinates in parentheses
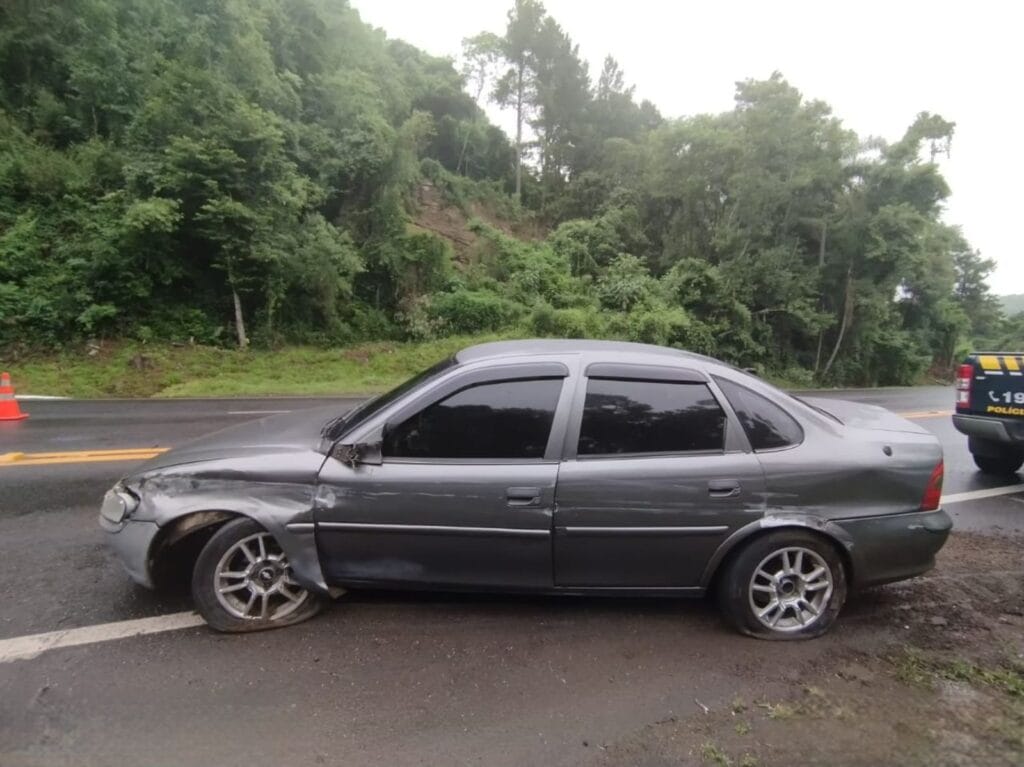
top-left (954, 352), bottom-right (1024, 475)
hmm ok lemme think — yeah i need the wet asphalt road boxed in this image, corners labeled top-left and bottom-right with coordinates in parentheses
top-left (1, 387), bottom-right (1022, 766)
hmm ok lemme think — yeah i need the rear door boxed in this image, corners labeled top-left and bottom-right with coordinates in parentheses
top-left (553, 364), bottom-right (766, 588)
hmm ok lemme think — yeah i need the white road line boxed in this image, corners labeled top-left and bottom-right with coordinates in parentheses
top-left (227, 409), bottom-right (292, 415)
top-left (0, 612), bottom-right (205, 664)
top-left (942, 484), bottom-right (1024, 505)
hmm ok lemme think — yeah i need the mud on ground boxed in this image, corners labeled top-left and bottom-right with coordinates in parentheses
top-left (582, 533), bottom-right (1024, 767)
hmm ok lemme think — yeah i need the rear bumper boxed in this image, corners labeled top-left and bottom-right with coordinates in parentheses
top-left (953, 414), bottom-right (1024, 446)
top-left (835, 508), bottom-right (952, 589)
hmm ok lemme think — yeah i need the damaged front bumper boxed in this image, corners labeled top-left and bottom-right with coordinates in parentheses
top-left (100, 514), bottom-right (161, 589)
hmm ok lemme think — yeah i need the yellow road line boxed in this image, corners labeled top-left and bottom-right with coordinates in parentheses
top-left (0, 448), bottom-right (168, 467)
top-left (896, 409), bottom-right (953, 420)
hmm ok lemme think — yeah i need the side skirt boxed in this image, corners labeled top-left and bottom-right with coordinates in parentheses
top-left (324, 579), bottom-right (706, 599)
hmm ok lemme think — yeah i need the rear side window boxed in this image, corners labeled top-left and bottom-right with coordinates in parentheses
top-left (383, 378), bottom-right (562, 460)
top-left (715, 377), bottom-right (803, 450)
top-left (578, 379), bottom-right (726, 455)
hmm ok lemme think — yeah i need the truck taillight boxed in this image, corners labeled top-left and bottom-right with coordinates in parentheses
top-left (955, 363), bottom-right (973, 409)
top-left (920, 460), bottom-right (944, 511)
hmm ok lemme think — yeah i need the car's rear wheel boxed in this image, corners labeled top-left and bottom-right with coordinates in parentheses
top-left (717, 531), bottom-right (847, 640)
top-left (972, 452), bottom-right (1023, 476)
top-left (192, 517), bottom-right (323, 632)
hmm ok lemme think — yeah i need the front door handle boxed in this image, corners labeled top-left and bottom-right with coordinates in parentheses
top-left (507, 486), bottom-right (542, 506)
top-left (708, 479), bottom-right (741, 499)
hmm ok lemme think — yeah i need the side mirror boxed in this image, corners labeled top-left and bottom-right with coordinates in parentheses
top-left (331, 441), bottom-right (383, 467)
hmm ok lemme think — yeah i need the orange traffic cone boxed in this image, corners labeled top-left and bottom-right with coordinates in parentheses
top-left (0, 372), bottom-right (29, 421)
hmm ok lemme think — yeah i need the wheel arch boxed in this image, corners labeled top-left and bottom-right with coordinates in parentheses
top-left (148, 510), bottom-right (240, 588)
top-left (701, 516), bottom-right (856, 591)
top-left (147, 507), bottom-right (331, 596)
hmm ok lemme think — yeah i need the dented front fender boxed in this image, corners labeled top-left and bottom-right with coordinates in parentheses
top-left (123, 450), bottom-right (331, 594)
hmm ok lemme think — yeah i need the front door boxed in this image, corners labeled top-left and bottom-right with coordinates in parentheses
top-left (316, 373), bottom-right (569, 590)
top-left (554, 373), bottom-right (766, 587)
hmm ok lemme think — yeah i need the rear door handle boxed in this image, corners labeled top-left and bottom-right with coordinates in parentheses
top-left (507, 486), bottom-right (542, 506)
top-left (708, 479), bottom-right (741, 499)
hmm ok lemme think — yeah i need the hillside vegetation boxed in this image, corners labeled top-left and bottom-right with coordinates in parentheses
top-left (1000, 294), bottom-right (1024, 317)
top-left (0, 0), bottom-right (1015, 387)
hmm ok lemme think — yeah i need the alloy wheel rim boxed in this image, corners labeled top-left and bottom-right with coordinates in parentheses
top-left (214, 532), bottom-right (309, 621)
top-left (748, 546), bottom-right (833, 633)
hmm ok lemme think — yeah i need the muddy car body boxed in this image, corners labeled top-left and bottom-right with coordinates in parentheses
top-left (101, 340), bottom-right (951, 638)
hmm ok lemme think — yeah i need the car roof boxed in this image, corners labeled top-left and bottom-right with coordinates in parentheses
top-left (456, 339), bottom-right (719, 367)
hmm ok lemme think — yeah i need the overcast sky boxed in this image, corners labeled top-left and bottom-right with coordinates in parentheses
top-left (352, 0), bottom-right (1021, 295)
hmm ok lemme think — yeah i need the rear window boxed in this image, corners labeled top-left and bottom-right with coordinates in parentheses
top-left (715, 377), bottom-right (803, 450)
top-left (578, 378), bottom-right (726, 455)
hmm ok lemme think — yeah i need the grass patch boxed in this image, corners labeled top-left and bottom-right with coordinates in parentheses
top-left (892, 647), bottom-right (1024, 698)
top-left (757, 701), bottom-right (798, 720)
top-left (2, 334), bottom-right (515, 398)
top-left (700, 742), bottom-right (733, 766)
top-left (3, 335), bottom-right (937, 399)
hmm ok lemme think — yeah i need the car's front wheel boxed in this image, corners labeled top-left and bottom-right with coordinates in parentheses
top-left (192, 517), bottom-right (323, 632)
top-left (717, 531), bottom-right (847, 640)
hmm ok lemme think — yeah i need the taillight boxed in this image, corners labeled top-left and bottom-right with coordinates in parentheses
top-left (955, 363), bottom-right (973, 410)
top-left (920, 460), bottom-right (944, 511)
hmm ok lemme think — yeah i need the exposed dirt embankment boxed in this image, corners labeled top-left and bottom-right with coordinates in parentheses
top-left (410, 182), bottom-right (546, 261)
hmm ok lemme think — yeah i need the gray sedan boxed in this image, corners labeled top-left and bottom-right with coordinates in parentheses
top-left (100, 340), bottom-right (951, 639)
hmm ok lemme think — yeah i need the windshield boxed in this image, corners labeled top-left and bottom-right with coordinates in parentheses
top-left (322, 356), bottom-right (458, 441)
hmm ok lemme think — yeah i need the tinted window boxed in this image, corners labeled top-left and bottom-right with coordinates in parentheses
top-left (384, 378), bottom-right (562, 459)
top-left (578, 379), bottom-right (726, 455)
top-left (715, 377), bottom-right (803, 450)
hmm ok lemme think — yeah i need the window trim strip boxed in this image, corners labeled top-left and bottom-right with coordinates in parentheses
top-left (585, 362), bottom-right (707, 383)
top-left (559, 525), bottom-right (729, 536)
top-left (317, 522), bottom-right (550, 538)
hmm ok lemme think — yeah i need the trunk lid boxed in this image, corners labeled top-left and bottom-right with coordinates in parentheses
top-left (799, 397), bottom-right (930, 435)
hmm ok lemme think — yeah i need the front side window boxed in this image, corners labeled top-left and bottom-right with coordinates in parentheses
top-left (327, 357), bottom-right (457, 440)
top-left (383, 378), bottom-right (563, 460)
top-left (578, 378), bottom-right (726, 456)
top-left (714, 377), bottom-right (803, 450)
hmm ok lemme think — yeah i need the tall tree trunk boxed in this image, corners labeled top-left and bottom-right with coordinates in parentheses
top-left (232, 288), bottom-right (248, 350)
top-left (822, 264), bottom-right (853, 377)
top-left (514, 61), bottom-right (523, 200)
top-left (456, 121), bottom-right (472, 176)
top-left (228, 263), bottom-right (248, 350)
top-left (813, 221), bottom-right (828, 374)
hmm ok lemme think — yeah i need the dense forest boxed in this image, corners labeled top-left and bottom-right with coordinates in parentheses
top-left (0, 0), bottom-right (1015, 384)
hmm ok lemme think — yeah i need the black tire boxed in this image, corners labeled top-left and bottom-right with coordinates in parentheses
top-left (717, 530), bottom-right (847, 640)
top-left (192, 517), bottom-right (323, 633)
top-left (972, 453), bottom-right (1023, 476)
